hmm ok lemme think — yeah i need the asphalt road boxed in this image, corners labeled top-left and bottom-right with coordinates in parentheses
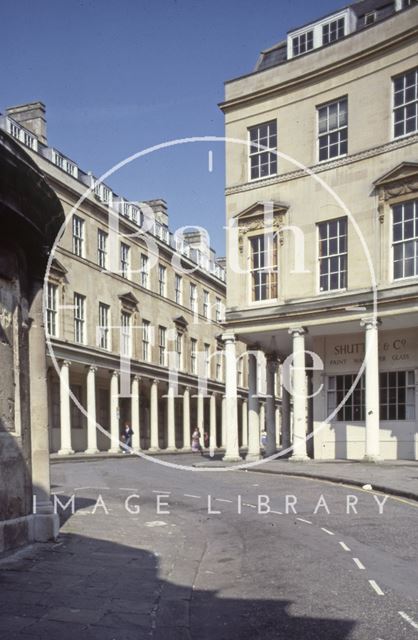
top-left (1, 456), bottom-right (418, 639)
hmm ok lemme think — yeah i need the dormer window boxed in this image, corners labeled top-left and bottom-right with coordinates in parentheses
top-left (292, 30), bottom-right (313, 57)
top-left (364, 12), bottom-right (376, 25)
top-left (322, 17), bottom-right (345, 45)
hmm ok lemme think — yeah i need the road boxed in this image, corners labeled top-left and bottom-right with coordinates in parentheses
top-left (1, 455), bottom-right (418, 639)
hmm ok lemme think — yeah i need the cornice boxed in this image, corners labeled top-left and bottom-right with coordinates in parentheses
top-left (220, 23), bottom-right (418, 113)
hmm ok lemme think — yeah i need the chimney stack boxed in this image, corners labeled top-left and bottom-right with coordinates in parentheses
top-left (6, 102), bottom-right (47, 144)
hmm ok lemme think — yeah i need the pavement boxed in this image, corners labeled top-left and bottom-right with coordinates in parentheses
top-left (1, 457), bottom-right (418, 639)
top-left (51, 450), bottom-right (418, 502)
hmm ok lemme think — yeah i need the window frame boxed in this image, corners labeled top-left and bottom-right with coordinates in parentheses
top-left (322, 17), bottom-right (345, 45)
top-left (46, 282), bottom-right (58, 337)
top-left (158, 325), bottom-right (167, 366)
top-left (392, 67), bottom-right (418, 139)
top-left (317, 97), bottom-right (348, 162)
top-left (140, 254), bottom-right (149, 289)
top-left (97, 229), bottom-right (108, 269)
top-left (249, 232), bottom-right (279, 303)
top-left (248, 120), bottom-right (278, 182)
top-left (175, 274), bottom-right (183, 305)
top-left (158, 264), bottom-right (167, 297)
top-left (120, 242), bottom-right (130, 279)
top-left (317, 217), bottom-right (348, 293)
top-left (190, 338), bottom-right (197, 374)
top-left (98, 302), bottom-right (110, 350)
top-left (391, 199), bottom-right (418, 281)
top-left (142, 320), bottom-right (150, 362)
top-left (74, 293), bottom-right (86, 344)
top-left (72, 215), bottom-right (85, 257)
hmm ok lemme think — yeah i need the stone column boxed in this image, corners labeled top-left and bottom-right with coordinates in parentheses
top-left (275, 404), bottom-right (281, 449)
top-left (109, 370), bottom-right (120, 453)
top-left (281, 386), bottom-right (291, 452)
top-left (221, 394), bottom-right (226, 448)
top-left (210, 392), bottom-right (217, 450)
top-left (361, 318), bottom-right (381, 461)
top-left (131, 376), bottom-right (140, 452)
top-left (222, 333), bottom-right (241, 462)
top-left (259, 401), bottom-right (265, 440)
top-left (85, 366), bottom-right (98, 454)
top-left (166, 384), bottom-right (176, 451)
top-left (241, 398), bottom-right (248, 448)
top-left (197, 393), bottom-right (204, 437)
top-left (289, 327), bottom-right (309, 460)
top-left (182, 386), bottom-right (191, 450)
top-left (58, 360), bottom-right (74, 455)
top-left (265, 355), bottom-right (277, 456)
top-left (29, 282), bottom-right (59, 540)
top-left (247, 353), bottom-right (261, 460)
top-left (149, 379), bottom-right (159, 451)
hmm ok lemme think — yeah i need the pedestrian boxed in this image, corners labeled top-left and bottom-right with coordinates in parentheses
top-left (121, 421), bottom-right (134, 453)
top-left (191, 427), bottom-right (201, 454)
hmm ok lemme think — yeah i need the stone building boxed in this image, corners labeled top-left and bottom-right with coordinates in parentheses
top-left (0, 129), bottom-right (63, 552)
top-left (220, 0), bottom-right (418, 460)
top-left (0, 103), bottom-right (254, 457)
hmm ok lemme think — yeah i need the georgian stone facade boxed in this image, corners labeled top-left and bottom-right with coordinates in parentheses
top-left (220, 0), bottom-right (418, 460)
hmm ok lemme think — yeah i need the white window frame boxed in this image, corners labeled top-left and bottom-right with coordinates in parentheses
top-left (121, 311), bottom-right (132, 357)
top-left (249, 232), bottom-right (279, 302)
top-left (158, 264), bottom-right (167, 297)
top-left (120, 243), bottom-right (130, 279)
top-left (190, 338), bottom-right (197, 374)
top-left (317, 97), bottom-right (348, 162)
top-left (203, 290), bottom-right (210, 319)
top-left (392, 199), bottom-right (418, 281)
top-left (248, 121), bottom-right (277, 182)
top-left (98, 302), bottom-right (110, 350)
top-left (322, 16), bottom-right (345, 45)
top-left (142, 320), bottom-right (150, 362)
top-left (204, 343), bottom-right (210, 379)
top-left (393, 68), bottom-right (418, 139)
top-left (158, 326), bottom-right (167, 366)
top-left (175, 274), bottom-right (183, 305)
top-left (190, 283), bottom-right (197, 313)
top-left (140, 254), bottom-right (149, 288)
top-left (97, 229), bottom-right (108, 269)
top-left (74, 293), bottom-right (86, 344)
top-left (292, 30), bottom-right (314, 56)
top-left (175, 331), bottom-right (183, 370)
top-left (215, 297), bottom-right (222, 322)
top-left (46, 283), bottom-right (58, 337)
top-left (317, 217), bottom-right (348, 293)
top-left (380, 370), bottom-right (415, 420)
top-left (72, 215), bottom-right (84, 257)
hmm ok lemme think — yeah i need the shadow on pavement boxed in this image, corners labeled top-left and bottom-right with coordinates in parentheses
top-left (0, 532), bottom-right (356, 640)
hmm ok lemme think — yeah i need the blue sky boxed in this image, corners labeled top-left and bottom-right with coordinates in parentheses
top-left (2, 0), bottom-right (345, 253)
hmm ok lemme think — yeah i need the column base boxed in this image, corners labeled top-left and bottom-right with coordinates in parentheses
top-left (109, 447), bottom-right (121, 454)
top-left (84, 448), bottom-right (99, 455)
top-left (165, 447), bottom-right (178, 453)
top-left (148, 447), bottom-right (160, 453)
top-left (181, 446), bottom-right (192, 452)
top-left (57, 448), bottom-right (74, 456)
top-left (288, 454), bottom-right (310, 462)
top-left (362, 454), bottom-right (382, 463)
top-left (246, 453), bottom-right (262, 462)
top-left (222, 454), bottom-right (243, 463)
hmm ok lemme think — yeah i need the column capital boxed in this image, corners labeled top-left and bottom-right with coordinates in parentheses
top-left (132, 374), bottom-right (141, 382)
top-left (87, 365), bottom-right (97, 374)
top-left (183, 385), bottom-right (190, 393)
top-left (61, 359), bottom-right (71, 368)
top-left (152, 378), bottom-right (159, 385)
top-left (221, 332), bottom-right (236, 344)
top-left (360, 317), bottom-right (381, 330)
top-left (288, 326), bottom-right (307, 337)
top-left (110, 369), bottom-right (119, 378)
